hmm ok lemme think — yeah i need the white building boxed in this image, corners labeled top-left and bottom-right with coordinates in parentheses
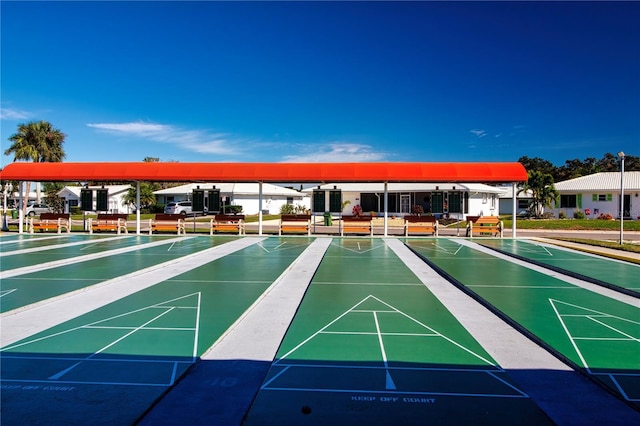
top-left (498, 188), bottom-right (534, 215)
top-left (154, 183), bottom-right (309, 215)
top-left (57, 185), bottom-right (132, 214)
top-left (552, 171), bottom-right (640, 219)
top-left (304, 183), bottom-right (507, 219)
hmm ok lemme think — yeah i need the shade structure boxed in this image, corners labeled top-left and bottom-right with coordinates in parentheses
top-left (0, 162), bottom-right (527, 183)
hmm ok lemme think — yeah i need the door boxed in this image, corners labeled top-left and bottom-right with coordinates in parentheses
top-left (400, 194), bottom-right (410, 214)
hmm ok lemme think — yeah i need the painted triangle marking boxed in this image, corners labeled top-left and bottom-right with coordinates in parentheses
top-left (1, 292), bottom-right (203, 363)
top-left (257, 241), bottom-right (311, 253)
top-left (0, 288), bottom-right (17, 298)
top-left (549, 298), bottom-right (640, 373)
top-left (273, 294), bottom-right (499, 393)
top-left (334, 241), bottom-right (384, 254)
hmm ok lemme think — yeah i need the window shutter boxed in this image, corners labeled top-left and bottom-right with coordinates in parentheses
top-left (606, 194), bottom-right (612, 201)
top-left (592, 194), bottom-right (597, 201)
top-left (577, 194), bottom-right (582, 209)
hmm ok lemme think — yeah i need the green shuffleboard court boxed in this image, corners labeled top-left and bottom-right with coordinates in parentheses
top-left (0, 235), bottom-right (239, 312)
top-left (0, 237), bottom-right (313, 424)
top-left (479, 239), bottom-right (640, 297)
top-left (245, 239), bottom-right (553, 425)
top-left (406, 238), bottom-right (640, 410)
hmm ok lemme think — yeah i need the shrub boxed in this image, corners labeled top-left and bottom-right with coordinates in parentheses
top-left (558, 211), bottom-right (566, 219)
top-left (70, 206), bottom-right (81, 215)
top-left (352, 204), bottom-right (363, 216)
top-left (411, 205), bottom-right (424, 215)
top-left (597, 213), bottom-right (613, 220)
top-left (280, 204), bottom-right (295, 214)
top-left (573, 210), bottom-right (586, 220)
top-left (226, 205), bottom-right (243, 214)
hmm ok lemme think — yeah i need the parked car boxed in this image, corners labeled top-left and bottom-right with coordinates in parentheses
top-left (164, 201), bottom-right (208, 216)
top-left (25, 203), bottom-right (53, 216)
top-left (164, 201), bottom-right (191, 215)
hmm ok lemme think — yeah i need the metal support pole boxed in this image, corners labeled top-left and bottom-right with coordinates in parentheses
top-left (136, 181), bottom-right (141, 235)
top-left (512, 183), bottom-right (517, 239)
top-left (258, 182), bottom-right (263, 236)
top-left (384, 182), bottom-right (388, 237)
top-left (618, 152), bottom-right (625, 244)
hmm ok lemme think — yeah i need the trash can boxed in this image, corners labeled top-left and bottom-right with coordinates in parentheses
top-left (10, 209), bottom-right (18, 219)
top-left (323, 212), bottom-right (332, 226)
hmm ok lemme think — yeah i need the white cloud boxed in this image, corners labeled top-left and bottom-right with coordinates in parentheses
top-left (281, 143), bottom-right (388, 163)
top-left (0, 106), bottom-right (31, 120)
top-left (470, 129), bottom-right (487, 138)
top-left (87, 121), bottom-right (240, 156)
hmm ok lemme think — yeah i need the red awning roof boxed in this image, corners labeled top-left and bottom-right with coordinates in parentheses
top-left (0, 162), bottom-right (527, 183)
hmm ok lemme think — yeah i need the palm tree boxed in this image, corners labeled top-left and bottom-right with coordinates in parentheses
top-left (518, 170), bottom-right (558, 218)
top-left (4, 121), bottom-right (66, 216)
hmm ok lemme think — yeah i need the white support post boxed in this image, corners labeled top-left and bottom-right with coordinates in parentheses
top-left (18, 181), bottom-right (24, 234)
top-left (384, 182), bottom-right (388, 237)
top-left (136, 181), bottom-right (141, 235)
top-left (258, 182), bottom-right (263, 236)
top-left (512, 183), bottom-right (517, 239)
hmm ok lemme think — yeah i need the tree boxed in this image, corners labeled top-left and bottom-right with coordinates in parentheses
top-left (42, 182), bottom-right (65, 213)
top-left (123, 182), bottom-right (157, 211)
top-left (4, 121), bottom-right (66, 216)
top-left (518, 170), bottom-right (558, 218)
top-left (518, 156), bottom-right (556, 177)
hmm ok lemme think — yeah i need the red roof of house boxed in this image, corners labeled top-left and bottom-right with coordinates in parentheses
top-left (0, 162), bottom-right (527, 183)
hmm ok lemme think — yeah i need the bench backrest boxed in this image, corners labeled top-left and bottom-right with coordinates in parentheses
top-left (97, 214), bottom-right (128, 220)
top-left (343, 216), bottom-right (372, 222)
top-left (281, 214), bottom-right (311, 221)
top-left (155, 214), bottom-right (184, 221)
top-left (39, 213), bottom-right (70, 221)
top-left (475, 216), bottom-right (500, 225)
top-left (404, 215), bottom-right (437, 223)
top-left (214, 214), bottom-right (245, 222)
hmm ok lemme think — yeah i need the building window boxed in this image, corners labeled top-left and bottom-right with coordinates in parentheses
top-left (518, 199), bottom-right (529, 210)
top-left (560, 194), bottom-right (577, 208)
top-left (592, 194), bottom-right (612, 202)
top-left (286, 197), bottom-right (293, 204)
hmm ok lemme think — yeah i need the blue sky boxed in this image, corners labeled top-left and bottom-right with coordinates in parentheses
top-left (1, 1), bottom-right (639, 168)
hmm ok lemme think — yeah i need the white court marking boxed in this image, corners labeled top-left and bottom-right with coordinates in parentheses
top-left (261, 295), bottom-right (526, 398)
top-left (1, 293), bottom-right (202, 387)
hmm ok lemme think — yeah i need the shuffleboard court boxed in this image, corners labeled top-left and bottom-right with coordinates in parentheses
top-left (0, 237), bottom-right (315, 425)
top-left (245, 239), bottom-right (553, 425)
top-left (0, 235), bottom-right (142, 270)
top-left (478, 239), bottom-right (640, 297)
top-left (0, 236), bottom-right (238, 313)
top-left (406, 238), bottom-right (640, 410)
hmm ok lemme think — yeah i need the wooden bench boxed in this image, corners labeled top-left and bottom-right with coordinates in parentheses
top-left (341, 216), bottom-right (373, 236)
top-left (210, 214), bottom-right (245, 235)
top-left (29, 213), bottom-right (70, 234)
top-left (89, 214), bottom-right (128, 234)
top-left (404, 215), bottom-right (438, 237)
top-left (467, 216), bottom-right (503, 238)
top-left (279, 214), bottom-right (311, 236)
top-left (150, 214), bottom-right (186, 235)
